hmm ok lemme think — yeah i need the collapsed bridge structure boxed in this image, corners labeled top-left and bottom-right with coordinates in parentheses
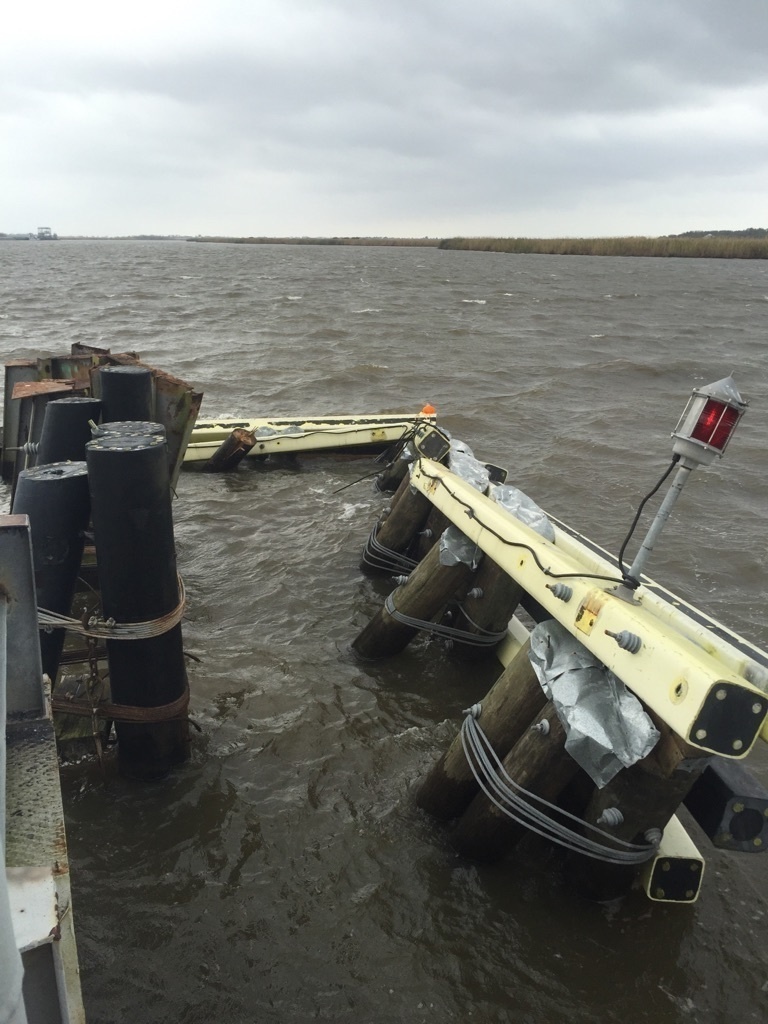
top-left (352, 390), bottom-right (768, 904)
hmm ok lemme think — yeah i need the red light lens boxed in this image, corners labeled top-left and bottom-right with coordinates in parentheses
top-left (690, 399), bottom-right (740, 451)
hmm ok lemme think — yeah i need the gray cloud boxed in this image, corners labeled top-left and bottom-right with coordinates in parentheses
top-left (3, 0), bottom-right (767, 235)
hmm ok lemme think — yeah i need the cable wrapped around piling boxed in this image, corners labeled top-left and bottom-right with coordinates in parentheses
top-left (360, 525), bottom-right (420, 575)
top-left (460, 707), bottom-right (659, 864)
top-left (37, 575), bottom-right (187, 640)
top-left (383, 593), bottom-right (509, 647)
top-left (52, 683), bottom-right (190, 723)
top-left (41, 574), bottom-right (191, 724)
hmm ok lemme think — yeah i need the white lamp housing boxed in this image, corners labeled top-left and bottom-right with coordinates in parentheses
top-left (672, 375), bottom-right (747, 467)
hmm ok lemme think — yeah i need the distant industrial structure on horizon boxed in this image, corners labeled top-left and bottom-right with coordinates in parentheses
top-left (0, 226), bottom-right (59, 240)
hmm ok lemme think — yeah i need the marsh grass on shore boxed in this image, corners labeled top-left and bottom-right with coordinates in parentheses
top-left (438, 235), bottom-right (768, 258)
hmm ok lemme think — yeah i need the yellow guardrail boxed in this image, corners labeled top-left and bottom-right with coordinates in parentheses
top-left (409, 458), bottom-right (768, 757)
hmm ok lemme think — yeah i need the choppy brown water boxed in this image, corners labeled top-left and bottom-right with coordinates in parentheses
top-left (1, 240), bottom-right (767, 1023)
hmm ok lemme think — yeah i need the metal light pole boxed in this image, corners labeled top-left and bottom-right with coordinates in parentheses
top-left (621, 375), bottom-right (748, 594)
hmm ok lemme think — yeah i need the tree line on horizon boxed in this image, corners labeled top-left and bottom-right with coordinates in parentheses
top-left (670, 227), bottom-right (767, 238)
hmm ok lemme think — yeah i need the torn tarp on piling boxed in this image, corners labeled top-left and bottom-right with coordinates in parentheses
top-left (439, 524), bottom-right (482, 569)
top-left (434, 440), bottom-right (488, 569)
top-left (528, 619), bottom-right (659, 788)
top-left (490, 484), bottom-right (555, 542)
top-left (449, 440), bottom-right (490, 494)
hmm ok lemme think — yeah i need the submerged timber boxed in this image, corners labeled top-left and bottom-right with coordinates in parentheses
top-left (354, 420), bottom-right (768, 903)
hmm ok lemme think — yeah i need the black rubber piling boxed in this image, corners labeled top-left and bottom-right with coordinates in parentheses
top-left (98, 364), bottom-right (154, 422)
top-left (10, 392), bottom-right (59, 501)
top-left (94, 420), bottom-right (166, 441)
top-left (36, 396), bottom-right (103, 466)
top-left (11, 462), bottom-right (91, 682)
top-left (85, 433), bottom-right (189, 780)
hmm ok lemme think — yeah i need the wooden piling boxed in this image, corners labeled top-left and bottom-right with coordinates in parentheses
top-left (566, 728), bottom-right (710, 901)
top-left (360, 472), bottom-right (432, 576)
top-left (375, 452), bottom-right (411, 492)
top-left (353, 539), bottom-right (477, 659)
top-left (449, 556), bottom-right (524, 659)
top-left (415, 505), bottom-right (451, 559)
top-left (417, 638), bottom-right (547, 820)
top-left (203, 428), bottom-right (256, 472)
top-left (450, 703), bottom-right (578, 862)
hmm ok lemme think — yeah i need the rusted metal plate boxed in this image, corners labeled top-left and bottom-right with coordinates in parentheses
top-left (70, 342), bottom-right (114, 357)
top-left (11, 379), bottom-right (87, 400)
top-left (156, 375), bottom-right (203, 487)
top-left (52, 353), bottom-right (102, 382)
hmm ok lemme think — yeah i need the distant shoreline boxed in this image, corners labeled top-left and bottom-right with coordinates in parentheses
top-left (189, 234), bottom-right (768, 258)
top-left (4, 233), bottom-right (766, 258)
top-left (437, 235), bottom-right (768, 259)
top-left (190, 236), bottom-right (440, 247)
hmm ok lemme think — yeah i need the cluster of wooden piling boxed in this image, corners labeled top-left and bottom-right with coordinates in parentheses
top-left (352, 433), bottom-right (768, 902)
top-left (355, 439), bottom-right (521, 662)
top-left (2, 347), bottom-right (200, 780)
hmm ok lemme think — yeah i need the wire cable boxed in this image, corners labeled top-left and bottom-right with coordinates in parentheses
top-left (460, 710), bottom-right (658, 864)
top-left (38, 576), bottom-right (187, 640)
top-left (360, 526), bottom-right (419, 575)
top-left (617, 455), bottom-right (680, 583)
top-left (416, 462), bottom-right (627, 586)
top-left (384, 593), bottom-right (509, 647)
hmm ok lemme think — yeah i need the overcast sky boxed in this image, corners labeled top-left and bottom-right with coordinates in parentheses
top-left (3, 0), bottom-right (767, 238)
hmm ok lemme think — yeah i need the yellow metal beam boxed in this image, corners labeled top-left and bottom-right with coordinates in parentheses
top-left (641, 815), bottom-right (705, 903)
top-left (184, 413), bottom-right (434, 462)
top-left (409, 458), bottom-right (768, 757)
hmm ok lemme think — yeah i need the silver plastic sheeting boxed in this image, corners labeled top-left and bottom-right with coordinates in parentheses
top-left (529, 620), bottom-right (659, 788)
top-left (449, 440), bottom-right (490, 494)
top-left (439, 525), bottom-right (482, 569)
top-left (491, 484), bottom-right (555, 542)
